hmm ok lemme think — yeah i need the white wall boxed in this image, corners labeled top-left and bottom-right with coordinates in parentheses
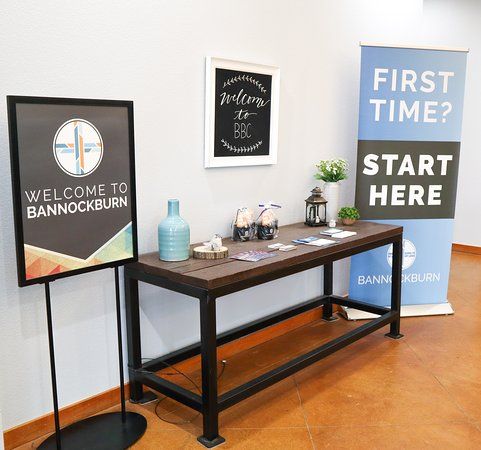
top-left (1, 0), bottom-right (478, 430)
top-left (422, 0), bottom-right (481, 246)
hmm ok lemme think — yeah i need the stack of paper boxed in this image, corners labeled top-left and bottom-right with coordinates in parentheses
top-left (292, 236), bottom-right (337, 247)
top-left (306, 238), bottom-right (336, 247)
top-left (320, 228), bottom-right (343, 236)
top-left (230, 251), bottom-right (277, 262)
top-left (331, 231), bottom-right (357, 239)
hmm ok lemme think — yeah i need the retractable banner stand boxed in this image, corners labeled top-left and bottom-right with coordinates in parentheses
top-left (348, 44), bottom-right (468, 319)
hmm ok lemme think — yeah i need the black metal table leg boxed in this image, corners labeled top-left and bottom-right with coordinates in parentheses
top-left (322, 262), bottom-right (338, 321)
top-left (124, 272), bottom-right (157, 404)
top-left (197, 294), bottom-right (225, 448)
top-left (386, 238), bottom-right (403, 339)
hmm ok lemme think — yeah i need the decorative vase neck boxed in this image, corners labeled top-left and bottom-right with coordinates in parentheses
top-left (168, 199), bottom-right (179, 216)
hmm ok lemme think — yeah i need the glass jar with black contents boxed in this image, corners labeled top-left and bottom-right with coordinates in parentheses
top-left (232, 207), bottom-right (256, 241)
top-left (257, 203), bottom-right (281, 240)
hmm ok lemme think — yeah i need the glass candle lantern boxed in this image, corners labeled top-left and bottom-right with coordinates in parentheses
top-left (305, 187), bottom-right (328, 227)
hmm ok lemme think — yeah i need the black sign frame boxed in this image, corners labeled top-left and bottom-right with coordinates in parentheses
top-left (204, 57), bottom-right (280, 168)
top-left (7, 96), bottom-right (138, 287)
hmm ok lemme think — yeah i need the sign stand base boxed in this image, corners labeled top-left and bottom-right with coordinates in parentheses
top-left (37, 412), bottom-right (146, 450)
top-left (39, 267), bottom-right (147, 449)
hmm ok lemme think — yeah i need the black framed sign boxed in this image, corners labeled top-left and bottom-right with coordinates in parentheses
top-left (7, 96), bottom-right (138, 286)
top-left (204, 57), bottom-right (280, 168)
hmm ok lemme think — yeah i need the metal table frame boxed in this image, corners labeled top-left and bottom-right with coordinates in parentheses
top-left (124, 232), bottom-right (403, 448)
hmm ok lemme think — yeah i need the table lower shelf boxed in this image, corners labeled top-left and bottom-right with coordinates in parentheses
top-left (129, 295), bottom-right (398, 414)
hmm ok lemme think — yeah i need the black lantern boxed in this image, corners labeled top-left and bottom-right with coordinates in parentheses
top-left (305, 187), bottom-right (328, 226)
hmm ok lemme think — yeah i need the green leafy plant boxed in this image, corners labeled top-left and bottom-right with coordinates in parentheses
top-left (314, 158), bottom-right (348, 182)
top-left (338, 206), bottom-right (360, 220)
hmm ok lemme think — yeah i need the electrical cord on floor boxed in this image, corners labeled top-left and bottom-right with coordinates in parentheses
top-left (140, 358), bottom-right (227, 425)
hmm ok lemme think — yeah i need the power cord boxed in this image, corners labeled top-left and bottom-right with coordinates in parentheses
top-left (140, 358), bottom-right (227, 425)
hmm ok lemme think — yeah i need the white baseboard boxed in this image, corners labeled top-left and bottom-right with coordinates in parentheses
top-left (340, 302), bottom-right (455, 320)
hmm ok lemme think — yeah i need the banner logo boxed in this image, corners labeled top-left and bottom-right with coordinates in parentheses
top-left (387, 239), bottom-right (416, 270)
top-left (53, 119), bottom-right (103, 177)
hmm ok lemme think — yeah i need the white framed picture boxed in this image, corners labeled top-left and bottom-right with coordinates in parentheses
top-left (204, 57), bottom-right (280, 168)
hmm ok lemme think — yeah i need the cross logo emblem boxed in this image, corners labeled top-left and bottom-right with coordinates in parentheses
top-left (53, 119), bottom-right (103, 177)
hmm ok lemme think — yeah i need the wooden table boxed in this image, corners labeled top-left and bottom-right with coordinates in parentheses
top-left (124, 221), bottom-right (403, 447)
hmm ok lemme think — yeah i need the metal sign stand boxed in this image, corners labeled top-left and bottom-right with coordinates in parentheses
top-left (38, 267), bottom-right (147, 450)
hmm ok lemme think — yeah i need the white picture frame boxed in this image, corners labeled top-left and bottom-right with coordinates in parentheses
top-left (204, 57), bottom-right (280, 168)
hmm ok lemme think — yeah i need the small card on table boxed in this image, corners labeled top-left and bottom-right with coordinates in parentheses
top-left (320, 228), bottom-right (343, 236)
top-left (279, 244), bottom-right (297, 252)
top-left (306, 238), bottom-right (336, 247)
top-left (331, 231), bottom-right (357, 239)
top-left (292, 236), bottom-right (336, 247)
top-left (230, 250), bottom-right (277, 262)
top-left (292, 236), bottom-right (319, 244)
top-left (268, 243), bottom-right (285, 249)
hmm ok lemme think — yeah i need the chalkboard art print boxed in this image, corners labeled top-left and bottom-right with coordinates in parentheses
top-left (205, 57), bottom-right (280, 167)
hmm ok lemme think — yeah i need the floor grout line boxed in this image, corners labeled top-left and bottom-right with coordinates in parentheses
top-left (305, 419), bottom-right (472, 429)
top-left (222, 426), bottom-right (314, 429)
top-left (403, 338), bottom-right (479, 427)
top-left (471, 422), bottom-right (481, 433)
top-left (220, 420), bottom-right (472, 430)
top-left (293, 375), bottom-right (316, 450)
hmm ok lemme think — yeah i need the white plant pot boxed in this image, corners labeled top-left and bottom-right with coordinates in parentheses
top-left (324, 181), bottom-right (340, 222)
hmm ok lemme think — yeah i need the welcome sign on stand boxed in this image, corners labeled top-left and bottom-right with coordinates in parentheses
top-left (205, 57), bottom-right (280, 167)
top-left (7, 96), bottom-right (146, 449)
top-left (8, 97), bottom-right (137, 286)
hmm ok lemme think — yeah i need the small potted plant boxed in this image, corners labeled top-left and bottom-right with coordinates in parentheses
top-left (338, 206), bottom-right (360, 226)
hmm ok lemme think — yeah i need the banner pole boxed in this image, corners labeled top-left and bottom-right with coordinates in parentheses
top-left (359, 41), bottom-right (469, 52)
top-left (44, 282), bottom-right (62, 449)
top-left (114, 266), bottom-right (127, 423)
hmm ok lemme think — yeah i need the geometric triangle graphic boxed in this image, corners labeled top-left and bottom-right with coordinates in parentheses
top-left (25, 223), bottom-right (133, 280)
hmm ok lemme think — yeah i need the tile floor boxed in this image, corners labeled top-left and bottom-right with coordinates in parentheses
top-left (19, 250), bottom-right (481, 449)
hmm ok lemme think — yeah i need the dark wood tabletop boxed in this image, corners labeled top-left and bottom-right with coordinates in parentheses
top-left (127, 221), bottom-right (402, 292)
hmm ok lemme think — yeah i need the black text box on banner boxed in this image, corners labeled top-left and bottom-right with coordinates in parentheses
top-left (355, 140), bottom-right (460, 220)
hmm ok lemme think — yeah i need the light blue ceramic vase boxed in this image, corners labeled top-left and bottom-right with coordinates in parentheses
top-left (158, 199), bottom-right (190, 261)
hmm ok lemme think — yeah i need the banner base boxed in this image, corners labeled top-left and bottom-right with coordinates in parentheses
top-left (340, 302), bottom-right (454, 320)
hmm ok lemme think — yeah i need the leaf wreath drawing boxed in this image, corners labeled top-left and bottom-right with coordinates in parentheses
top-left (223, 74), bottom-right (267, 94)
top-left (221, 139), bottom-right (263, 154)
